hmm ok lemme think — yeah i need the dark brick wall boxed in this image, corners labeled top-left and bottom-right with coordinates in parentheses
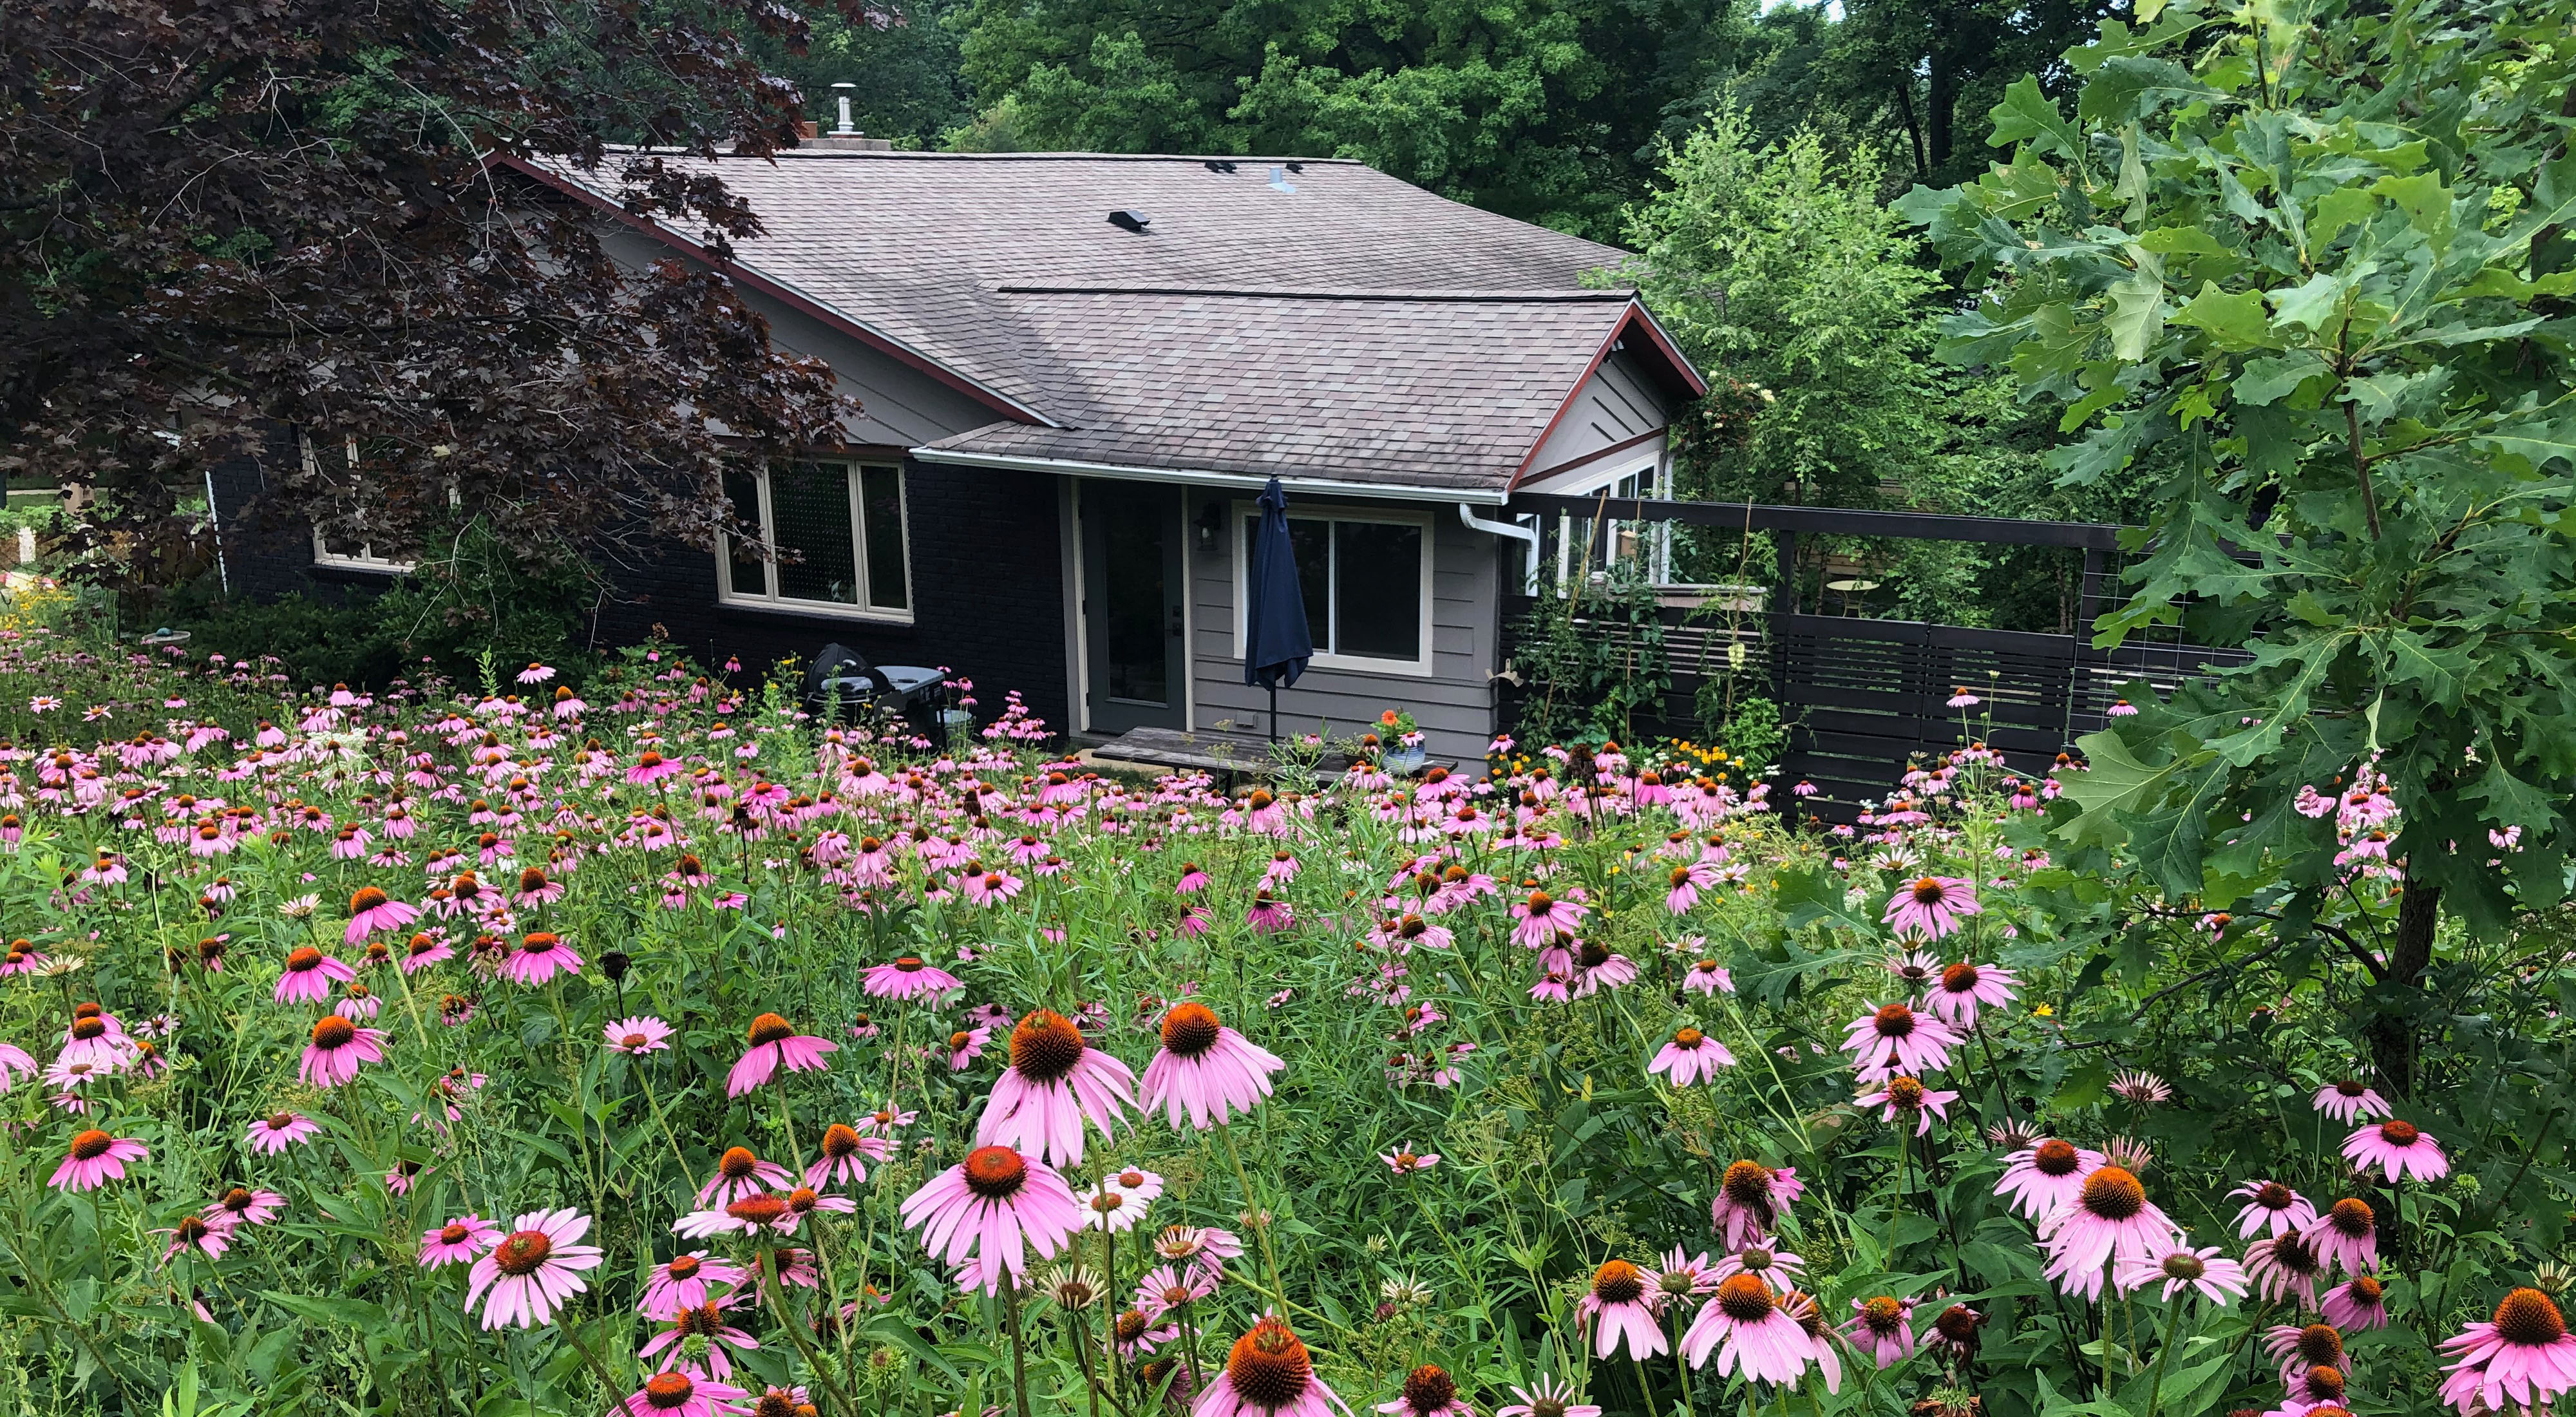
top-left (589, 457), bottom-right (1071, 731)
top-left (203, 424), bottom-right (384, 605)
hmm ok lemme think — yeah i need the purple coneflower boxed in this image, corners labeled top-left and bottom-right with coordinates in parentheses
top-left (1840, 1003), bottom-right (1960, 1083)
top-left (2109, 1070), bottom-right (2172, 1107)
top-left (1509, 890), bottom-right (1586, 948)
top-left (2036, 1165), bottom-right (2181, 1300)
top-left (466, 1208), bottom-right (603, 1329)
top-left (1141, 1002), bottom-right (1284, 1130)
top-left (1996, 1139), bottom-right (2102, 1221)
top-left (2343, 1118), bottom-right (2447, 1183)
top-left (1493, 1376), bottom-right (1598, 1417)
top-left (2247, 1232), bottom-right (2330, 1311)
top-left (2232, 1179), bottom-right (2318, 1239)
top-left (419, 1214), bottom-right (501, 1269)
top-left (2312, 1078), bottom-right (2391, 1125)
top-left (606, 1016), bottom-right (674, 1055)
top-left (2266, 1323), bottom-right (2351, 1389)
top-left (1926, 960), bottom-right (2016, 1027)
top-left (863, 956), bottom-right (960, 1000)
top-left (2322, 1273), bottom-right (2388, 1331)
top-left (274, 946), bottom-right (355, 1005)
top-left (617, 1369), bottom-right (748, 1417)
top-left (2438, 1286), bottom-right (2576, 1416)
top-left (945, 1025), bottom-right (991, 1070)
top-left (157, 1213), bottom-right (229, 1265)
top-left (212, 1186), bottom-right (283, 1228)
top-left (1882, 876), bottom-right (1978, 940)
top-left (805, 1123), bottom-right (886, 1188)
top-left (1710, 1160), bottom-right (1802, 1249)
top-left (1576, 1259), bottom-right (1666, 1359)
top-left (1842, 1295), bottom-right (1915, 1369)
top-left (502, 931), bottom-right (581, 985)
top-left (1857, 1076), bottom-right (1958, 1136)
top-left (1381, 1145), bottom-right (1439, 1176)
top-left (299, 1014), bottom-right (387, 1088)
top-left (49, 1128), bottom-right (146, 1192)
top-left (246, 1111), bottom-right (317, 1154)
top-left (2117, 1244), bottom-right (2248, 1305)
top-left (1374, 1364), bottom-right (1471, 1417)
top-left (724, 1013), bottom-right (837, 1098)
top-left (640, 1253), bottom-right (746, 1320)
top-left (976, 1009), bottom-right (1136, 1165)
top-left (1682, 958), bottom-right (1733, 995)
top-left (898, 1143), bottom-right (1081, 1294)
top-left (1647, 1026), bottom-right (1735, 1086)
top-left (2304, 1198), bottom-right (2380, 1276)
top-left (641, 1300), bottom-right (761, 1378)
top-left (344, 886), bottom-right (420, 944)
top-left (697, 1147), bottom-right (793, 1207)
top-left (1196, 1317), bottom-right (1346, 1417)
top-left (1681, 1274), bottom-right (1816, 1384)
top-left (1133, 1262), bottom-right (1217, 1320)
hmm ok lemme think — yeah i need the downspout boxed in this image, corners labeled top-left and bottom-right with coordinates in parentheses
top-left (1458, 503), bottom-right (1539, 595)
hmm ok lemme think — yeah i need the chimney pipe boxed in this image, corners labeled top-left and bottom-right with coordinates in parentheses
top-left (832, 83), bottom-right (857, 137)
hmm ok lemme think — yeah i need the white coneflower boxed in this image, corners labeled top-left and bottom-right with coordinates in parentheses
top-left (1041, 1264), bottom-right (1103, 1310)
top-left (1379, 1273), bottom-right (1435, 1309)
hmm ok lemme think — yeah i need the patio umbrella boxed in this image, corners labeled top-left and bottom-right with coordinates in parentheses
top-left (1241, 477), bottom-right (1312, 741)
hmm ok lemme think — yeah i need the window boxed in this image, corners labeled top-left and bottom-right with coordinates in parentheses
top-left (302, 433), bottom-right (415, 573)
top-left (719, 461), bottom-right (911, 620)
top-left (1235, 506), bottom-right (1432, 674)
top-left (1556, 462), bottom-right (1670, 586)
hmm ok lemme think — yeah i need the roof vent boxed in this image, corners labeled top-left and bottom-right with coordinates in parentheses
top-left (1107, 209), bottom-right (1151, 233)
top-left (1267, 166), bottom-right (1296, 193)
top-left (1283, 161), bottom-right (1305, 173)
top-left (1203, 160), bottom-right (1237, 173)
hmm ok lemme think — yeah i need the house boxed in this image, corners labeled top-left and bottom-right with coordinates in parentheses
top-left (217, 150), bottom-right (1706, 763)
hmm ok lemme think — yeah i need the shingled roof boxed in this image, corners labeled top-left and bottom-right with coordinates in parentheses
top-left (516, 150), bottom-right (1703, 493)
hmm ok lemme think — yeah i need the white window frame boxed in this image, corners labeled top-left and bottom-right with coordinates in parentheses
top-left (716, 459), bottom-right (914, 623)
top-left (301, 433), bottom-right (415, 573)
top-left (1229, 500), bottom-right (1435, 678)
top-left (1545, 453), bottom-right (1671, 589)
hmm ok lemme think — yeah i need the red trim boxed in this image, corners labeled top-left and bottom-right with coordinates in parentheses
top-left (1521, 426), bottom-right (1669, 484)
top-left (1508, 303), bottom-right (1705, 488)
top-left (497, 157), bottom-right (1046, 426)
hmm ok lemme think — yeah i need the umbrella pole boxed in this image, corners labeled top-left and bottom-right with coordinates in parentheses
top-left (1267, 682), bottom-right (1278, 743)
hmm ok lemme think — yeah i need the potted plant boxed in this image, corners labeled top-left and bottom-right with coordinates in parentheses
top-left (1377, 708), bottom-right (1428, 775)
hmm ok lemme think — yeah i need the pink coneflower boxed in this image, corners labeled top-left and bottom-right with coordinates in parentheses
top-left (1381, 1144), bottom-right (1439, 1175)
top-left (1154, 1224), bottom-right (1244, 1281)
top-left (2312, 1079), bottom-right (2391, 1125)
top-left (466, 1208), bottom-right (603, 1329)
top-left (641, 1301), bottom-right (762, 1378)
top-left (976, 1009), bottom-right (1136, 1165)
top-left (945, 1025), bottom-right (991, 1070)
top-left (1567, 940), bottom-right (1637, 996)
top-left (50, 1128), bottom-right (147, 1191)
top-left (1842, 1295), bottom-right (1915, 1369)
top-left (1681, 1274), bottom-right (1815, 1384)
top-left (344, 886), bottom-right (420, 944)
top-left (640, 1253), bottom-right (746, 1321)
top-left (419, 1214), bottom-right (502, 1269)
top-left (2266, 1322), bottom-right (2352, 1388)
top-left (1493, 1376), bottom-right (1598, 1417)
top-left (2233, 1179), bottom-right (2319, 1239)
top-left (1376, 1364), bottom-right (1472, 1417)
top-left (697, 1146), bottom-right (793, 1207)
top-left (1682, 958), bottom-right (1733, 995)
top-left (1649, 1248), bottom-right (1721, 1308)
top-left (2439, 1287), bottom-right (2576, 1415)
top-left (401, 932), bottom-right (453, 974)
top-left (2117, 1245), bottom-right (2248, 1304)
top-left (1666, 862), bottom-right (1715, 914)
top-left (1926, 960), bottom-right (2016, 1027)
top-left (1112, 1308), bottom-right (1180, 1358)
top-left (1141, 1002), bottom-right (1284, 1130)
top-left (2344, 1119), bottom-right (2447, 1183)
top-left (1711, 1161), bottom-right (1803, 1248)
top-left (1197, 1317), bottom-right (1346, 1417)
top-left (616, 1369), bottom-right (749, 1417)
top-left (2248, 1232), bottom-right (2330, 1311)
top-left (1648, 1026), bottom-right (1736, 1086)
top-left (2304, 1198), bottom-right (2380, 1275)
top-left (724, 1013), bottom-right (837, 1097)
top-left (158, 1213), bottom-right (230, 1265)
top-left (1174, 862), bottom-right (1210, 894)
top-left (2036, 1166), bottom-right (2181, 1300)
top-left (863, 956), bottom-right (960, 1000)
top-left (511, 866), bottom-right (565, 908)
top-left (1882, 877), bottom-right (1978, 940)
top-left (1133, 1262), bottom-right (1218, 1320)
top-left (1083, 1168), bottom-right (1166, 1232)
top-left (502, 931), bottom-right (581, 985)
top-left (607, 1016), bottom-right (674, 1054)
top-left (1857, 1076), bottom-right (1958, 1136)
top-left (212, 1186), bottom-right (284, 1228)
top-left (274, 946), bottom-right (356, 1004)
top-left (899, 1143), bottom-right (1081, 1294)
top-left (1244, 889), bottom-right (1294, 933)
top-left (805, 1123), bottom-right (887, 1188)
top-left (1841, 1003), bottom-right (1960, 1083)
top-left (1577, 1260), bottom-right (1666, 1359)
top-left (627, 750), bottom-right (682, 786)
top-left (1997, 1139), bottom-right (2103, 1221)
top-left (0, 1041), bottom-right (36, 1092)
top-left (2109, 1070), bottom-right (2172, 1106)
top-left (1509, 890), bottom-right (1586, 948)
top-left (246, 1111), bottom-right (318, 1154)
top-left (775, 1184), bottom-right (857, 1234)
top-left (299, 1014), bottom-right (388, 1088)
top-left (2323, 1273), bottom-right (2389, 1331)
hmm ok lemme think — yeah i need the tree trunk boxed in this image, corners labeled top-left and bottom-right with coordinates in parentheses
top-left (1927, 50), bottom-right (1957, 171)
top-left (1895, 71), bottom-right (1931, 179)
top-left (2364, 883), bottom-right (2441, 1098)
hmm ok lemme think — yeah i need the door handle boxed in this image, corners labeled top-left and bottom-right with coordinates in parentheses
top-left (1168, 605), bottom-right (1184, 637)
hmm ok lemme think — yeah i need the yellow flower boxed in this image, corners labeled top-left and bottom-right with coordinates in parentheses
top-left (2032, 1003), bottom-right (2054, 1018)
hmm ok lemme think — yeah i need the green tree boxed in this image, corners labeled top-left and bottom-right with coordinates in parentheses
top-left (762, 1), bottom-right (977, 147)
top-left (1904, 0), bottom-right (2576, 1092)
top-left (952, 0), bottom-right (1762, 236)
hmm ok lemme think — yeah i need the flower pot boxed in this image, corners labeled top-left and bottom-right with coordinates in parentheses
top-left (1383, 746), bottom-right (1428, 775)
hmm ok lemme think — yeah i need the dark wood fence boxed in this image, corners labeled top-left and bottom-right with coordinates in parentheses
top-left (1501, 495), bottom-right (2248, 813)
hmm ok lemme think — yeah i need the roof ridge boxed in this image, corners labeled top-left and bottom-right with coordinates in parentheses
top-left (601, 145), bottom-right (1368, 166)
top-left (993, 285), bottom-right (1633, 302)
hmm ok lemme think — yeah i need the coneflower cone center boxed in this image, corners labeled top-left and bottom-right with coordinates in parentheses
top-left (1225, 1320), bottom-right (1312, 1407)
top-left (70, 1128), bottom-right (113, 1159)
top-left (727, 1194), bottom-right (788, 1225)
top-left (2080, 1166), bottom-right (2146, 1221)
top-left (350, 888), bottom-right (388, 913)
top-left (2033, 1139), bottom-right (2081, 1175)
top-left (1888, 1077), bottom-right (1927, 1108)
top-left (1874, 1003), bottom-right (1916, 1038)
top-left (622, 1033), bottom-right (649, 1049)
top-left (641, 1373), bottom-right (697, 1410)
top-left (2336, 1079), bottom-right (2368, 1098)
top-left (2298, 1324), bottom-right (2344, 1365)
top-left (2161, 1251), bottom-right (2205, 1280)
top-left (1863, 1296), bottom-right (1904, 1332)
top-left (2328, 1199), bottom-right (2374, 1236)
top-left (71, 1017), bottom-right (106, 1040)
top-left (1115, 1311), bottom-right (1148, 1343)
top-left (518, 869), bottom-right (546, 892)
top-left (2255, 1180), bottom-right (2294, 1207)
top-left (746, 1013), bottom-right (795, 1046)
top-left (1911, 877), bottom-right (1947, 906)
top-left (1160, 1003), bottom-right (1222, 1059)
top-left (667, 1255), bottom-right (702, 1280)
top-left (2496, 1288), bottom-right (2568, 1345)
top-left (963, 1145), bottom-right (1028, 1199)
top-left (1403, 1364), bottom-right (1457, 1411)
top-left (286, 947), bottom-right (324, 973)
top-left (1010, 1012), bottom-right (1086, 1081)
top-left (1577, 941), bottom-right (1612, 969)
top-left (1721, 1161), bottom-right (1774, 1208)
top-left (2273, 1235), bottom-right (2322, 1273)
top-left (822, 1124), bottom-right (861, 1159)
top-left (2380, 1119), bottom-right (2420, 1146)
top-left (1940, 962), bottom-right (1980, 992)
top-left (1592, 1260), bottom-right (1645, 1304)
top-left (2348, 1275), bottom-right (2383, 1303)
top-left (2302, 1365), bottom-right (2347, 1399)
top-left (312, 1016), bottom-right (357, 1049)
top-left (438, 1222), bottom-right (471, 1244)
top-left (1673, 1027), bottom-right (1704, 1048)
top-left (676, 1303), bottom-right (723, 1336)
top-left (1715, 1273), bottom-right (1776, 1322)
top-left (220, 1187), bottom-right (252, 1210)
top-left (493, 1230), bottom-right (553, 1275)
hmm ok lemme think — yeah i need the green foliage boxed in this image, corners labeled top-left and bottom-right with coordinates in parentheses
top-left (1507, 567), bottom-right (1671, 744)
top-left (757, 1), bottom-right (978, 147)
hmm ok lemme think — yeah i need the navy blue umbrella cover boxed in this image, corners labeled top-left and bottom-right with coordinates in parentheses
top-left (1242, 478), bottom-right (1312, 737)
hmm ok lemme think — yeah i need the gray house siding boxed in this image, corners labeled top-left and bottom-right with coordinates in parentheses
top-left (1527, 347), bottom-right (1678, 477)
top-left (1177, 489), bottom-right (1501, 764)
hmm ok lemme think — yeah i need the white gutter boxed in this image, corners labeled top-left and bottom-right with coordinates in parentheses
top-left (909, 446), bottom-right (1513, 506)
top-left (1459, 503), bottom-right (1540, 594)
